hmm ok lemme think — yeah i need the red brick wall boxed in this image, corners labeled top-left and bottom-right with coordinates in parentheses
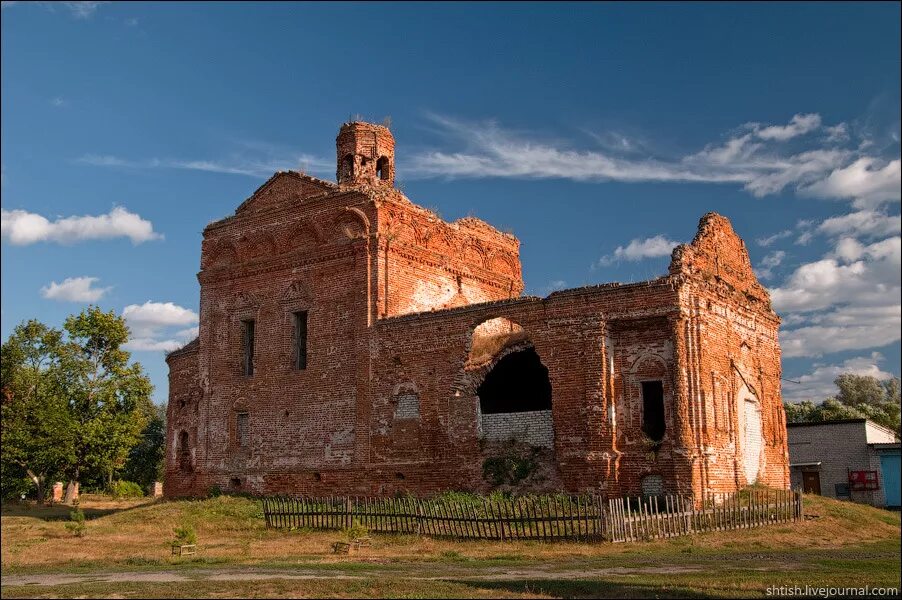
top-left (165, 125), bottom-right (789, 500)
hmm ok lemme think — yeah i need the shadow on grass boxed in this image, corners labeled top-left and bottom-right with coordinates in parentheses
top-left (450, 578), bottom-right (719, 599)
top-left (1, 499), bottom-right (158, 522)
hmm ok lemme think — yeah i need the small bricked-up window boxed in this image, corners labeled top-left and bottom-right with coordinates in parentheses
top-left (241, 319), bottom-right (255, 376)
top-left (376, 156), bottom-right (390, 180)
top-left (293, 311), bottom-right (308, 370)
top-left (236, 412), bottom-right (250, 448)
top-left (641, 381), bottom-right (666, 442)
top-left (178, 431), bottom-right (190, 470)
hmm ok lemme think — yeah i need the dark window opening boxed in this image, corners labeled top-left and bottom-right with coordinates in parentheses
top-left (236, 412), bottom-right (249, 448)
top-left (395, 472), bottom-right (406, 480)
top-left (294, 311), bottom-right (308, 370)
top-left (242, 319), bottom-right (255, 376)
top-left (376, 156), bottom-right (390, 180)
top-left (313, 472), bottom-right (322, 482)
top-left (641, 381), bottom-right (666, 442)
top-left (477, 347), bottom-right (552, 414)
top-left (342, 154), bottom-right (354, 179)
top-left (230, 477), bottom-right (242, 489)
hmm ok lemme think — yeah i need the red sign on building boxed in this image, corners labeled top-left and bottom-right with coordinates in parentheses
top-left (849, 470), bottom-right (879, 491)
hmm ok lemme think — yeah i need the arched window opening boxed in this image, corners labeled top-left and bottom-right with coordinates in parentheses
top-left (376, 156), bottom-right (390, 180)
top-left (641, 381), bottom-right (666, 442)
top-left (478, 348), bottom-right (552, 414)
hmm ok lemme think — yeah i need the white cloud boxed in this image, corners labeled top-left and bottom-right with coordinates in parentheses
top-left (123, 338), bottom-right (189, 353)
top-left (817, 209), bottom-right (901, 240)
top-left (772, 235), bottom-right (901, 357)
top-left (40, 276), bottom-right (111, 302)
top-left (801, 158), bottom-right (901, 209)
top-left (50, 97), bottom-right (67, 108)
top-left (755, 250), bottom-right (786, 280)
top-left (121, 301), bottom-right (199, 352)
top-left (782, 352), bottom-right (895, 403)
top-left (754, 113), bottom-right (822, 141)
top-left (597, 235), bottom-right (680, 267)
top-left (771, 236), bottom-right (900, 314)
top-left (1, 206), bottom-right (161, 245)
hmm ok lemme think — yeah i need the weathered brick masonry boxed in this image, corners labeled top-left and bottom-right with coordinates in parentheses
top-left (165, 121), bottom-right (790, 499)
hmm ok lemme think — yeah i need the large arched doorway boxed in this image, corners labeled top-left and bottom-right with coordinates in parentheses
top-left (477, 347), bottom-right (551, 414)
top-left (467, 318), bottom-right (554, 449)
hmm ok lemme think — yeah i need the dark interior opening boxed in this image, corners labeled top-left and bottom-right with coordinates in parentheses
top-left (241, 319), bottom-right (255, 376)
top-left (230, 477), bottom-right (242, 489)
top-left (342, 154), bottom-right (354, 179)
top-left (477, 347), bottom-right (552, 414)
top-left (641, 381), bottom-right (666, 442)
top-left (376, 156), bottom-right (390, 180)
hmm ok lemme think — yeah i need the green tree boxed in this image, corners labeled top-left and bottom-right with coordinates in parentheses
top-left (59, 307), bottom-right (154, 500)
top-left (122, 402), bottom-right (166, 489)
top-left (784, 374), bottom-right (901, 434)
top-left (1, 321), bottom-right (76, 502)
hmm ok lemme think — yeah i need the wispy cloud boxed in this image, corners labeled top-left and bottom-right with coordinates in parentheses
top-left (1, 206), bottom-right (162, 245)
top-left (76, 147), bottom-right (334, 179)
top-left (596, 235), bottom-right (680, 267)
top-left (755, 250), bottom-right (786, 280)
top-left (3, 1), bottom-right (108, 18)
top-left (753, 113), bottom-right (822, 141)
top-left (60, 1), bottom-right (107, 18)
top-left (40, 276), bottom-right (111, 302)
top-left (406, 113), bottom-right (900, 209)
top-left (756, 229), bottom-right (794, 247)
top-left (50, 97), bottom-right (67, 108)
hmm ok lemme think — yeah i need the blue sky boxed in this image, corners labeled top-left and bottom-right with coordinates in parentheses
top-left (2, 1), bottom-right (900, 406)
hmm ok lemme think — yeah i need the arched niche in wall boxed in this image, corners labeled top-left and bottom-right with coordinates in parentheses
top-left (735, 367), bottom-right (764, 485)
top-left (205, 240), bottom-right (237, 269)
top-left (334, 207), bottom-right (370, 242)
top-left (286, 219), bottom-right (324, 252)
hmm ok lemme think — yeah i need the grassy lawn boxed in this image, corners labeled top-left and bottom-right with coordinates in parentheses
top-left (1, 493), bottom-right (899, 598)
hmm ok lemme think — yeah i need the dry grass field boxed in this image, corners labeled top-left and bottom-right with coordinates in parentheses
top-left (1, 492), bottom-right (899, 598)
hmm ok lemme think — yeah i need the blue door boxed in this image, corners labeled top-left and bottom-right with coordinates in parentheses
top-left (880, 453), bottom-right (901, 508)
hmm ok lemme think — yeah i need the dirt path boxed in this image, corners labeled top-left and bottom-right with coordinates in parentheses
top-left (0, 565), bottom-right (704, 588)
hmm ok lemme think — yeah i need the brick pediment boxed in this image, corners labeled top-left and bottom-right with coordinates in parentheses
top-left (235, 172), bottom-right (337, 215)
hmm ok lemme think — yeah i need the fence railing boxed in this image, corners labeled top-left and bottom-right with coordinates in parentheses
top-left (262, 495), bottom-right (606, 541)
top-left (261, 489), bottom-right (802, 543)
top-left (606, 488), bottom-right (802, 542)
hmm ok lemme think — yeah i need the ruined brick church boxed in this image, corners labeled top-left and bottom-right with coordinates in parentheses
top-left (165, 120), bottom-right (790, 499)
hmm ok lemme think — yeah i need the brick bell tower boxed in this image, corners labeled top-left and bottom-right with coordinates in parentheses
top-left (336, 121), bottom-right (395, 187)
